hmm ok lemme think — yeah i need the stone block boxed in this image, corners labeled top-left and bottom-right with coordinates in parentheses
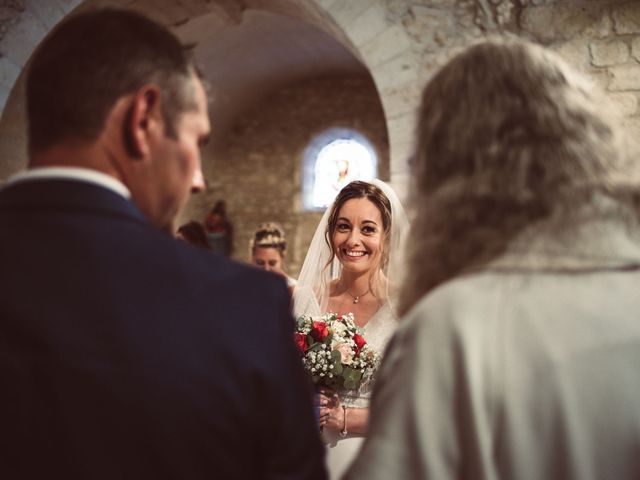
top-left (623, 117), bottom-right (640, 142)
top-left (389, 139), bottom-right (415, 174)
top-left (609, 64), bottom-right (640, 91)
top-left (607, 92), bottom-right (638, 117)
top-left (631, 37), bottom-right (640, 63)
top-left (381, 83), bottom-right (422, 120)
top-left (0, 129), bottom-right (27, 176)
top-left (372, 51), bottom-right (419, 92)
top-left (0, 5), bottom-right (24, 24)
top-left (361, 24), bottom-right (412, 68)
top-left (326, 0), bottom-right (371, 28)
top-left (589, 39), bottom-right (629, 68)
top-left (404, 6), bottom-right (455, 51)
top-left (520, 4), bottom-right (611, 43)
top-left (0, 89), bottom-right (7, 121)
top-left (0, 9), bottom-right (47, 65)
top-left (24, 0), bottom-right (65, 30)
top-left (54, 0), bottom-right (82, 15)
top-left (551, 39), bottom-right (591, 72)
top-left (348, 4), bottom-right (388, 48)
top-left (495, 0), bottom-right (516, 26)
top-left (314, 0), bottom-right (337, 10)
top-left (388, 172), bottom-right (410, 203)
top-left (386, 112), bottom-right (416, 148)
top-left (612, 2), bottom-right (640, 35)
top-left (0, 56), bottom-right (20, 90)
top-left (586, 69), bottom-right (612, 92)
top-left (416, 49), bottom-right (456, 83)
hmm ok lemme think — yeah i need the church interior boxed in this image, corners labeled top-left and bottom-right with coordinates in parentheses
top-left (1, 0), bottom-right (640, 274)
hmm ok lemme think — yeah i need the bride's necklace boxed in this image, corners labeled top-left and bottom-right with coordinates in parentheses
top-left (346, 288), bottom-right (370, 304)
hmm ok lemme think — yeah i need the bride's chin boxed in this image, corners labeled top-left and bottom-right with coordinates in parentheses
top-left (340, 260), bottom-right (372, 274)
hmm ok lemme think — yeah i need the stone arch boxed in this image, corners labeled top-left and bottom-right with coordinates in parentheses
top-left (6, 1), bottom-right (640, 197)
top-left (0, 0), bottom-right (412, 192)
top-left (312, 0), bottom-right (418, 194)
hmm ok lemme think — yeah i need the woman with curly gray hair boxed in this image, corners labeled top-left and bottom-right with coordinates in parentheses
top-left (346, 37), bottom-right (640, 480)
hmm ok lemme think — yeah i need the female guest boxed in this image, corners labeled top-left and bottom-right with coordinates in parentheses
top-left (249, 222), bottom-right (297, 288)
top-left (204, 200), bottom-right (233, 256)
top-left (346, 38), bottom-right (640, 480)
top-left (293, 179), bottom-right (409, 479)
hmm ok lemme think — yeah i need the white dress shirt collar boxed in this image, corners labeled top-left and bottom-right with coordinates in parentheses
top-left (7, 167), bottom-right (131, 199)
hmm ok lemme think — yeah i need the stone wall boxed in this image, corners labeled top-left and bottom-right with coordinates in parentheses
top-left (514, 1), bottom-right (640, 136)
top-left (179, 73), bottom-right (389, 276)
top-left (314, 0), bottom-right (640, 192)
top-left (2, 0), bottom-right (640, 264)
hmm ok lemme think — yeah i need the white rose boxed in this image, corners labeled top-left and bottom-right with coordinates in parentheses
top-left (331, 321), bottom-right (347, 334)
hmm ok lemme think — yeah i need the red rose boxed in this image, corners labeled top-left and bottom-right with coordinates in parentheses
top-left (353, 333), bottom-right (366, 355)
top-left (310, 321), bottom-right (329, 342)
top-left (294, 332), bottom-right (308, 353)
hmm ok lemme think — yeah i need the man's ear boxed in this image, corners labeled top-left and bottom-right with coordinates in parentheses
top-left (123, 85), bottom-right (162, 159)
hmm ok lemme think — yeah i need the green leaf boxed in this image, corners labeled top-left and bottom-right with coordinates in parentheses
top-left (343, 367), bottom-right (355, 379)
top-left (344, 379), bottom-right (357, 390)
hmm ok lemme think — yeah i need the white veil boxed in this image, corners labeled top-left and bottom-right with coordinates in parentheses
top-left (293, 179), bottom-right (410, 317)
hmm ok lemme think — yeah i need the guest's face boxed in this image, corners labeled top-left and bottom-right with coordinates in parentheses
top-left (332, 197), bottom-right (383, 275)
top-left (252, 247), bottom-right (285, 276)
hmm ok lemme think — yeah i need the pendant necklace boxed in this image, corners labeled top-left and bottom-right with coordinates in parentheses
top-left (346, 288), bottom-right (370, 304)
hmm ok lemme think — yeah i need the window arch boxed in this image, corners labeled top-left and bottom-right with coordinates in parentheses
top-left (302, 128), bottom-right (377, 211)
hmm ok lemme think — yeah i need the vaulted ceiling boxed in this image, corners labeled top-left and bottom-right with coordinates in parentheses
top-left (77, 0), bottom-right (372, 142)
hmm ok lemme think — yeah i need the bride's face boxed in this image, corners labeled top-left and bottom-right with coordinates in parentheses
top-left (331, 197), bottom-right (384, 275)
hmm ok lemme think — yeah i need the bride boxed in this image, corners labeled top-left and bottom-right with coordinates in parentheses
top-left (292, 179), bottom-right (409, 479)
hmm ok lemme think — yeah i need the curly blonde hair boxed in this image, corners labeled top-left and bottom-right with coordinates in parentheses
top-left (250, 222), bottom-right (288, 257)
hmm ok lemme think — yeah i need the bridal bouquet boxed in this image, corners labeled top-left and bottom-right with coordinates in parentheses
top-left (294, 312), bottom-right (380, 391)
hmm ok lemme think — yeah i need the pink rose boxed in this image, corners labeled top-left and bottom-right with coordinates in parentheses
top-left (334, 343), bottom-right (353, 365)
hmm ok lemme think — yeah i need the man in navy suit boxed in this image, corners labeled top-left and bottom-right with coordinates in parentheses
top-left (0, 8), bottom-right (325, 480)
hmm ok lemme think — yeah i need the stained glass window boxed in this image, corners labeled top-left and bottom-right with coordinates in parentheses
top-left (302, 129), bottom-right (377, 211)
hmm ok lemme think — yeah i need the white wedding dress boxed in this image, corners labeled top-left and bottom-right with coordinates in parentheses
top-left (293, 287), bottom-right (399, 480)
top-left (292, 179), bottom-right (409, 479)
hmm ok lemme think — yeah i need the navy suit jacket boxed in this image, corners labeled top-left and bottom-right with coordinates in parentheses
top-left (0, 179), bottom-right (326, 480)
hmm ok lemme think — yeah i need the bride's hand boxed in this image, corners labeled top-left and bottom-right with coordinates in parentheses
top-left (318, 389), bottom-right (342, 431)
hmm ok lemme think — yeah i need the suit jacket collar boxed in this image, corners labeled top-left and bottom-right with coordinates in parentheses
top-left (0, 178), bottom-right (148, 225)
top-left (7, 167), bottom-right (131, 199)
